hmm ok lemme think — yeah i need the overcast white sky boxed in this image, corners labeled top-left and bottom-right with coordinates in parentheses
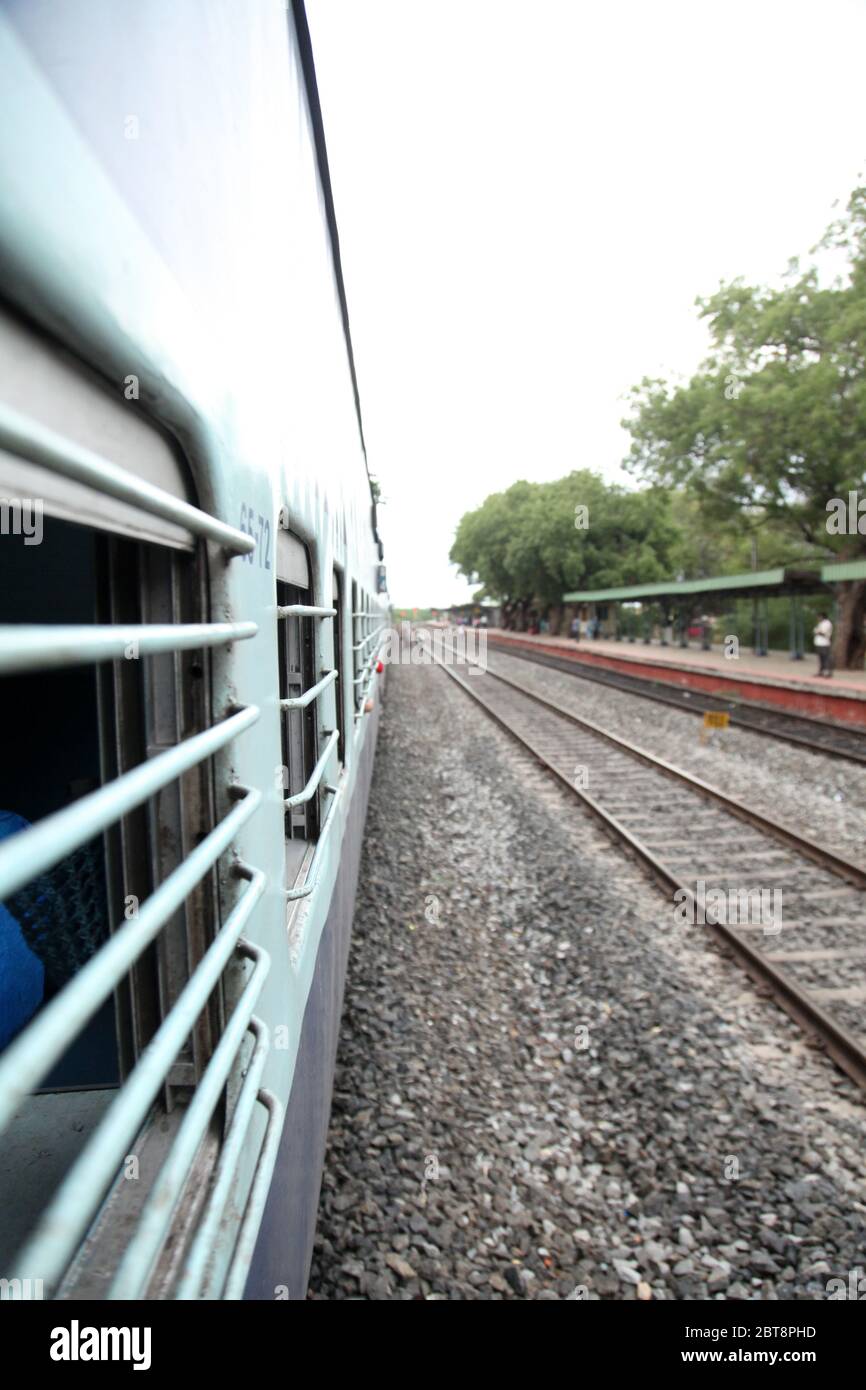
top-left (307, 0), bottom-right (866, 608)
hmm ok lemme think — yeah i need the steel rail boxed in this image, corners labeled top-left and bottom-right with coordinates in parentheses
top-left (431, 648), bottom-right (866, 1093)
top-left (488, 637), bottom-right (866, 764)
top-left (451, 643), bottom-right (866, 890)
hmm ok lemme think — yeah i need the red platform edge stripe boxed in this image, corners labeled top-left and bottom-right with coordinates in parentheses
top-left (489, 634), bottom-right (866, 729)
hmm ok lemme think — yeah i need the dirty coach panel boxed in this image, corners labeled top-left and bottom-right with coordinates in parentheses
top-left (0, 0), bottom-right (387, 1299)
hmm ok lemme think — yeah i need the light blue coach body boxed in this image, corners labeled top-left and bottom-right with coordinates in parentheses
top-left (0, 0), bottom-right (385, 1298)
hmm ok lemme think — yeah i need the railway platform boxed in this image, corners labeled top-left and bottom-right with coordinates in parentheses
top-left (487, 630), bottom-right (866, 727)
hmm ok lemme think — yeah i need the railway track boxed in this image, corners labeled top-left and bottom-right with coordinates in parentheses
top-left (488, 637), bottom-right (866, 764)
top-left (432, 639), bottom-right (866, 1092)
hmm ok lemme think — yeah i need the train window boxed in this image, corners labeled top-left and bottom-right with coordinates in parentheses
top-left (276, 529), bottom-right (345, 912)
top-left (0, 518), bottom-right (225, 1282)
top-left (332, 568), bottom-right (345, 765)
top-left (0, 308), bottom-right (258, 1295)
top-left (0, 484), bottom-right (220, 1034)
top-left (277, 569), bottom-right (319, 884)
top-left (353, 587), bottom-right (381, 716)
top-left (351, 579), bottom-right (359, 712)
top-left (0, 519), bottom-right (121, 1087)
top-left (113, 536), bottom-right (221, 1098)
top-left (352, 585), bottom-right (365, 714)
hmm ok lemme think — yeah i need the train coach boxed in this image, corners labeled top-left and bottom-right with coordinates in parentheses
top-left (0, 0), bottom-right (387, 1299)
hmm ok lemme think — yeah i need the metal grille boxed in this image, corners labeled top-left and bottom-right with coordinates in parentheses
top-left (0, 404), bottom-right (279, 1300)
top-left (352, 590), bottom-right (386, 718)
top-left (276, 591), bottom-right (341, 904)
top-left (277, 581), bottom-right (320, 842)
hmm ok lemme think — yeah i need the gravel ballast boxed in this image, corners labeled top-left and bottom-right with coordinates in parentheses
top-left (307, 661), bottom-right (866, 1300)
top-left (483, 643), bottom-right (866, 861)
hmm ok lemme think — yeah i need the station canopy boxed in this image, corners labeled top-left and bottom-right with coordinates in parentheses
top-left (563, 560), bottom-right (866, 606)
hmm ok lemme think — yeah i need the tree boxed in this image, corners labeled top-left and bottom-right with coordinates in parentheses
top-left (623, 185), bottom-right (866, 668)
top-left (450, 471), bottom-right (675, 630)
top-left (666, 489), bottom-right (816, 581)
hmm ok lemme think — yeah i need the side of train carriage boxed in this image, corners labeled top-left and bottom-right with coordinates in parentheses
top-left (0, 1), bottom-right (387, 1299)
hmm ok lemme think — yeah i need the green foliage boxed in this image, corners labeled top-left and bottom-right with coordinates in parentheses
top-left (622, 183), bottom-right (866, 665)
top-left (450, 471), bottom-right (675, 606)
top-left (450, 185), bottom-right (866, 663)
top-left (665, 491), bottom-right (808, 579)
top-left (623, 185), bottom-right (866, 556)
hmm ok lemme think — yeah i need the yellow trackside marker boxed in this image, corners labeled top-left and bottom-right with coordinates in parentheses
top-left (703, 710), bottom-right (730, 729)
top-left (700, 709), bottom-right (730, 743)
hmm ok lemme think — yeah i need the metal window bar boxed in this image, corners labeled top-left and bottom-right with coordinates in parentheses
top-left (331, 571), bottom-right (346, 766)
top-left (138, 545), bottom-right (220, 1101)
top-left (0, 401), bottom-right (254, 554)
top-left (353, 640), bottom-right (386, 720)
top-left (354, 681), bottom-right (377, 720)
top-left (352, 630), bottom-right (386, 686)
top-left (352, 609), bottom-right (360, 707)
top-left (7, 853), bottom-right (266, 1292)
top-left (0, 405), bottom-right (270, 1294)
top-left (351, 624), bottom-right (387, 654)
top-left (279, 667), bottom-right (337, 711)
top-left (352, 651), bottom-right (381, 685)
top-left (107, 936), bottom-right (272, 1299)
top-left (175, 1009), bottom-right (269, 1298)
top-left (0, 703), bottom-right (258, 906)
top-left (0, 768), bottom-right (260, 1131)
top-left (278, 589), bottom-right (314, 838)
top-left (277, 604), bottom-right (336, 620)
top-left (284, 729), bottom-right (339, 809)
top-left (352, 597), bottom-right (380, 711)
top-left (284, 780), bottom-right (342, 902)
top-left (0, 622), bottom-right (257, 675)
top-left (277, 601), bottom-right (336, 838)
top-left (222, 1085), bottom-right (283, 1300)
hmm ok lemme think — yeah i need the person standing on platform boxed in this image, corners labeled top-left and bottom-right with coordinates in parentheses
top-left (813, 612), bottom-right (833, 677)
top-left (570, 614), bottom-right (581, 642)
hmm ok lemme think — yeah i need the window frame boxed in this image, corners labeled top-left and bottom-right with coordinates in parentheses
top-left (276, 572), bottom-right (320, 851)
top-left (332, 566), bottom-right (346, 766)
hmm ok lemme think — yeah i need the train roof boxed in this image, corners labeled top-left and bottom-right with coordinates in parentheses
top-left (292, 2), bottom-right (377, 512)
